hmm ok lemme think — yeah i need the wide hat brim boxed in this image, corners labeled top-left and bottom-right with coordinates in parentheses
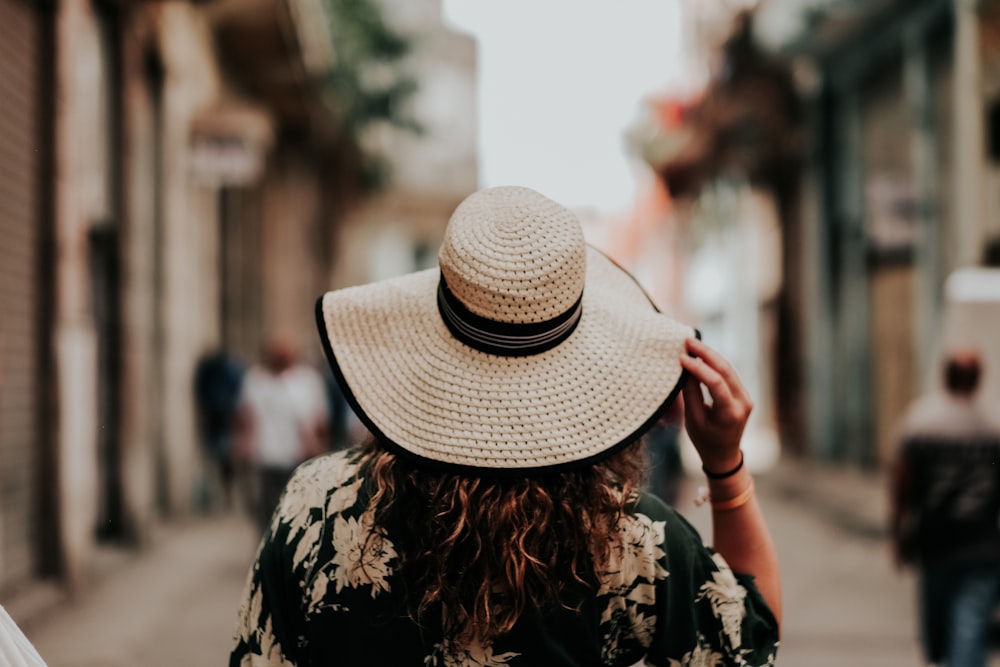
top-left (316, 246), bottom-right (695, 473)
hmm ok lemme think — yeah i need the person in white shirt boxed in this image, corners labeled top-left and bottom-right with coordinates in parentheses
top-left (235, 335), bottom-right (330, 531)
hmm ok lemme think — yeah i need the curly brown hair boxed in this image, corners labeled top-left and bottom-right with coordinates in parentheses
top-left (359, 437), bottom-right (647, 645)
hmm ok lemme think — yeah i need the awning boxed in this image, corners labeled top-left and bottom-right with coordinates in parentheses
top-left (189, 97), bottom-right (274, 186)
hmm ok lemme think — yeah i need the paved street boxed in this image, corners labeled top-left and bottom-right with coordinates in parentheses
top-left (19, 516), bottom-right (260, 667)
top-left (11, 462), bottom-right (1000, 666)
top-left (682, 470), bottom-right (924, 667)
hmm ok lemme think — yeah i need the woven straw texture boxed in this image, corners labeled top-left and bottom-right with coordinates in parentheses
top-left (318, 186), bottom-right (693, 471)
top-left (439, 186), bottom-right (586, 323)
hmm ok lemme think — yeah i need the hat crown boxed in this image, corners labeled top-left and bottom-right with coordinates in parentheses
top-left (438, 186), bottom-right (586, 324)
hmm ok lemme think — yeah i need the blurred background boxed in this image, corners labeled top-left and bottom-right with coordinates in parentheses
top-left (2, 0), bottom-right (1000, 664)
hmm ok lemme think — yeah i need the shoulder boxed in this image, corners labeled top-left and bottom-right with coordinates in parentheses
top-left (633, 491), bottom-right (704, 548)
top-left (902, 394), bottom-right (1000, 444)
top-left (610, 492), bottom-right (713, 578)
top-left (634, 490), bottom-right (672, 519)
top-left (270, 449), bottom-right (368, 528)
top-left (901, 393), bottom-right (972, 438)
top-left (974, 401), bottom-right (1000, 436)
top-left (608, 493), bottom-right (779, 664)
top-left (900, 393), bottom-right (946, 430)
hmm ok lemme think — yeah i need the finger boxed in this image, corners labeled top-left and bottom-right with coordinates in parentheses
top-left (680, 353), bottom-right (735, 409)
top-left (684, 338), bottom-right (748, 400)
top-left (681, 355), bottom-right (751, 427)
top-left (681, 371), bottom-right (708, 425)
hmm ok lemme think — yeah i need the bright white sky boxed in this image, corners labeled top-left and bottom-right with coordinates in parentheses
top-left (441, 0), bottom-right (686, 214)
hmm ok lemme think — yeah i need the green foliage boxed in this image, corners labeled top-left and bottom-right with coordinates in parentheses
top-left (320, 0), bottom-right (422, 191)
top-left (329, 0), bottom-right (409, 61)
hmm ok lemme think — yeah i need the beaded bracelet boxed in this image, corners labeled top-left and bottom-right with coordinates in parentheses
top-left (710, 478), bottom-right (755, 512)
top-left (702, 450), bottom-right (744, 480)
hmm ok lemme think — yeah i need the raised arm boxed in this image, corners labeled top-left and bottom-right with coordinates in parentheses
top-left (679, 336), bottom-right (782, 626)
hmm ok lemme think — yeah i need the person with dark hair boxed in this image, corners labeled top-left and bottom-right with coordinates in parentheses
top-left (230, 186), bottom-right (780, 666)
top-left (644, 403), bottom-right (686, 506)
top-left (890, 347), bottom-right (1000, 667)
top-left (193, 350), bottom-right (245, 511)
top-left (944, 351), bottom-right (982, 396)
top-left (234, 335), bottom-right (331, 533)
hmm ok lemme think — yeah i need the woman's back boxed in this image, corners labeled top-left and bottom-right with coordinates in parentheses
top-left (230, 185), bottom-right (780, 666)
top-left (230, 448), bottom-right (777, 666)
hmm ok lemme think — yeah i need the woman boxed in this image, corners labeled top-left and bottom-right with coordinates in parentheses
top-left (230, 186), bottom-right (780, 666)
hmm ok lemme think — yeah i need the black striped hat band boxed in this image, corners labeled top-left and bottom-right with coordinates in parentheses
top-left (437, 275), bottom-right (583, 357)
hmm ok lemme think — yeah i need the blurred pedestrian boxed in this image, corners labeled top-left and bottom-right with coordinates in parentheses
top-left (230, 186), bottom-right (780, 666)
top-left (890, 347), bottom-right (1000, 667)
top-left (645, 398), bottom-right (686, 505)
top-left (193, 349), bottom-right (245, 511)
top-left (234, 335), bottom-right (330, 532)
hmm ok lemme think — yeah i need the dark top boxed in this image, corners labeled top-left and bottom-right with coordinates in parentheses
top-left (230, 449), bottom-right (779, 666)
top-left (193, 352), bottom-right (244, 454)
top-left (902, 436), bottom-right (1000, 565)
top-left (898, 393), bottom-right (1000, 566)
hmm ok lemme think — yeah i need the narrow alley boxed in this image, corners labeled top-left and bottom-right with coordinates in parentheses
top-left (14, 462), bottom-right (986, 666)
top-left (17, 516), bottom-right (258, 667)
top-left (5, 0), bottom-right (1000, 665)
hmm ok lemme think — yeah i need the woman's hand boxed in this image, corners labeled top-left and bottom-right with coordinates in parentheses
top-left (678, 337), bottom-right (753, 475)
top-left (680, 337), bottom-right (782, 625)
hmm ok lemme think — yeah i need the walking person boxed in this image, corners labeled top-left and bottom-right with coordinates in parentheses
top-left (644, 401), bottom-right (686, 506)
top-left (234, 335), bottom-right (330, 533)
top-left (890, 347), bottom-right (1000, 667)
top-left (193, 350), bottom-right (245, 511)
top-left (230, 186), bottom-right (780, 666)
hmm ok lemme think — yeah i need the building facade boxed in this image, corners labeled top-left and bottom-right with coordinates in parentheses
top-left (641, 0), bottom-right (1000, 471)
top-left (331, 0), bottom-right (479, 289)
top-left (776, 0), bottom-right (1000, 468)
top-left (0, 0), bottom-right (342, 598)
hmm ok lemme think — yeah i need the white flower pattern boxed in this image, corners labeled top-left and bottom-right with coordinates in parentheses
top-left (696, 553), bottom-right (749, 650)
top-left (234, 586), bottom-right (296, 667)
top-left (272, 452), bottom-right (359, 538)
top-left (424, 638), bottom-right (520, 667)
top-left (229, 452), bottom-right (778, 666)
top-left (329, 508), bottom-right (396, 596)
top-left (326, 476), bottom-right (363, 515)
top-left (597, 512), bottom-right (669, 661)
top-left (599, 513), bottom-right (669, 597)
top-left (667, 635), bottom-right (725, 667)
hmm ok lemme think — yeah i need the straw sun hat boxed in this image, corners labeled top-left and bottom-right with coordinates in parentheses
top-left (316, 186), bottom-right (695, 473)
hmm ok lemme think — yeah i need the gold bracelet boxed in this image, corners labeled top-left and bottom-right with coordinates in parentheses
top-left (710, 478), bottom-right (755, 511)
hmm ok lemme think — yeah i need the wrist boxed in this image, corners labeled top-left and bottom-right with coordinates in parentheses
top-left (711, 477), bottom-right (755, 511)
top-left (702, 450), bottom-right (744, 479)
top-left (706, 465), bottom-right (752, 498)
top-left (693, 468), bottom-right (755, 510)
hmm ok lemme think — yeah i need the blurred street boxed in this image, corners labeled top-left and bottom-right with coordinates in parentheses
top-left (5, 0), bottom-right (1000, 664)
top-left (13, 460), bottom-right (998, 667)
top-left (15, 514), bottom-right (259, 667)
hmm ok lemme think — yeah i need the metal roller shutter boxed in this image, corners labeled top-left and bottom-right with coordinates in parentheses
top-left (0, 0), bottom-right (41, 590)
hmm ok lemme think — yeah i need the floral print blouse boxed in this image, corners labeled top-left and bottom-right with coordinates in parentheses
top-left (230, 449), bottom-right (779, 667)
